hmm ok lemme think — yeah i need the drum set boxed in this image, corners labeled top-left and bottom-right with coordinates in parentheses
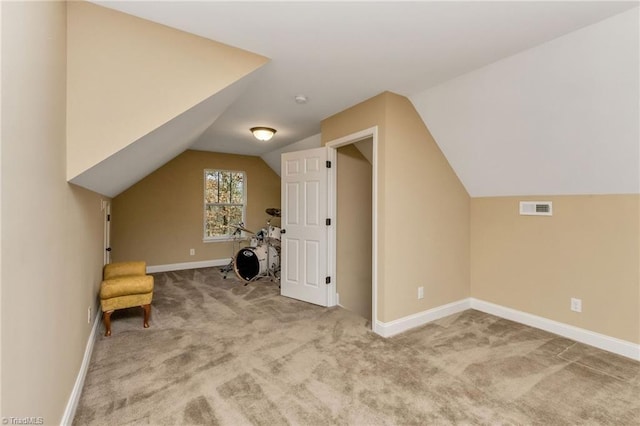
top-left (221, 208), bottom-right (282, 284)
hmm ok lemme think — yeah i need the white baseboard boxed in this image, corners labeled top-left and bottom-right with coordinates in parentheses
top-left (375, 299), bottom-right (471, 338)
top-left (470, 298), bottom-right (640, 361)
top-left (373, 297), bottom-right (639, 361)
top-left (60, 310), bottom-right (100, 425)
top-left (146, 258), bottom-right (230, 274)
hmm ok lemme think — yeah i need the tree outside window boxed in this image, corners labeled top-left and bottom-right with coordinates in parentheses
top-left (204, 170), bottom-right (246, 239)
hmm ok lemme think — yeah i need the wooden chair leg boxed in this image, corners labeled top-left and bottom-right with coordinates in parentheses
top-left (103, 311), bottom-right (113, 337)
top-left (142, 304), bottom-right (151, 328)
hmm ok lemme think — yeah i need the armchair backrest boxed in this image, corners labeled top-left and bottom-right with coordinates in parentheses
top-left (103, 261), bottom-right (147, 280)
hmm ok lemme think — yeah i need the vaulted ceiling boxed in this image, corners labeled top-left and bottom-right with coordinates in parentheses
top-left (84, 1), bottom-right (638, 197)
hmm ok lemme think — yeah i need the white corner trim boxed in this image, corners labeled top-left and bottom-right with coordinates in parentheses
top-left (146, 258), bottom-right (230, 274)
top-left (60, 310), bottom-right (100, 426)
top-left (375, 299), bottom-right (471, 338)
top-left (470, 298), bottom-right (640, 361)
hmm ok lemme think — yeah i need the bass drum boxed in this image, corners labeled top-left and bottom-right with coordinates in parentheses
top-left (234, 244), bottom-right (280, 281)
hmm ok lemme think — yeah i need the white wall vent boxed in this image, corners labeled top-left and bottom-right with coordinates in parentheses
top-left (519, 201), bottom-right (552, 216)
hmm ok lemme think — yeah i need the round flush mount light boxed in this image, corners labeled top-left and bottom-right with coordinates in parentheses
top-left (294, 95), bottom-right (308, 104)
top-left (250, 127), bottom-right (276, 142)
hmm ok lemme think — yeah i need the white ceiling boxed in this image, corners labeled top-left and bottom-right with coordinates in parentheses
top-left (81, 1), bottom-right (639, 198)
top-left (92, 0), bottom-right (637, 160)
top-left (412, 7), bottom-right (639, 196)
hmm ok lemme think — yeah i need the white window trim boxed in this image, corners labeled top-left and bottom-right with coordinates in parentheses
top-left (203, 169), bottom-right (247, 242)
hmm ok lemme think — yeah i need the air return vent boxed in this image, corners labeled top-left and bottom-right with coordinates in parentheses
top-left (519, 201), bottom-right (552, 216)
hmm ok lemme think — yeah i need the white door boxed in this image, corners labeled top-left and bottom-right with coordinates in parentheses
top-left (280, 147), bottom-right (329, 306)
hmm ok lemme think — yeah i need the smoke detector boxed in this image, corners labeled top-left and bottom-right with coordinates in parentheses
top-left (294, 95), bottom-right (308, 104)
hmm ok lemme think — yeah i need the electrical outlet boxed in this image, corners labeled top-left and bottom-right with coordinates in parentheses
top-left (570, 298), bottom-right (582, 313)
top-left (418, 286), bottom-right (424, 299)
top-left (190, 248), bottom-right (195, 256)
top-left (88, 306), bottom-right (92, 324)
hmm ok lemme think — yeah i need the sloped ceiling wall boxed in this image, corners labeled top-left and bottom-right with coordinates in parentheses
top-left (66, 1), bottom-right (268, 196)
top-left (411, 8), bottom-right (639, 197)
top-left (70, 76), bottom-right (261, 197)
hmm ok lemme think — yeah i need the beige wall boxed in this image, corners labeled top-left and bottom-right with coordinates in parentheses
top-left (382, 93), bottom-right (470, 321)
top-left (471, 195), bottom-right (640, 344)
top-left (322, 92), bottom-right (471, 323)
top-left (112, 150), bottom-right (281, 266)
top-left (1, 2), bottom-right (106, 421)
top-left (66, 1), bottom-right (267, 181)
top-left (337, 143), bottom-right (372, 321)
top-left (323, 91), bottom-right (638, 346)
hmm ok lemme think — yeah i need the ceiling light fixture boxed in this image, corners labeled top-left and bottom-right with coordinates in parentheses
top-left (250, 127), bottom-right (276, 142)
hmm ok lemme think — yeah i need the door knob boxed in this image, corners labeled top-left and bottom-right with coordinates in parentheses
top-left (280, 229), bottom-right (286, 234)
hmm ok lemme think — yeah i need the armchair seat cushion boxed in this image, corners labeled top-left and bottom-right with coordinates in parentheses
top-left (100, 292), bottom-right (153, 313)
top-left (100, 275), bottom-right (153, 299)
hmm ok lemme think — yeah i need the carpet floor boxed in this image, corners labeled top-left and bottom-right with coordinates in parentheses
top-left (73, 267), bottom-right (640, 425)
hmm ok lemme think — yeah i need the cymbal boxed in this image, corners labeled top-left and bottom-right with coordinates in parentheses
top-left (266, 208), bottom-right (281, 217)
top-left (228, 224), bottom-right (255, 234)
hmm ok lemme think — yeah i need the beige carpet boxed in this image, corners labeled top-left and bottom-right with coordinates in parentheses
top-left (73, 267), bottom-right (640, 425)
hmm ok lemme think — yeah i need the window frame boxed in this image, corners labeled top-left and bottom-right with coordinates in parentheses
top-left (203, 169), bottom-right (247, 242)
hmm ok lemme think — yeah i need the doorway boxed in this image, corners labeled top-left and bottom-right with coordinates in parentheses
top-left (335, 141), bottom-right (373, 321)
top-left (327, 126), bottom-right (378, 332)
top-left (279, 127), bottom-right (379, 332)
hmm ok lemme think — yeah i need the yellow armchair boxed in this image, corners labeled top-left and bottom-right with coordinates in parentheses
top-left (100, 261), bottom-right (154, 336)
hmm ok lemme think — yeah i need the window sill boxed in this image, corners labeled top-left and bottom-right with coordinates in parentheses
top-left (203, 237), bottom-right (235, 243)
top-left (204, 235), bottom-right (251, 243)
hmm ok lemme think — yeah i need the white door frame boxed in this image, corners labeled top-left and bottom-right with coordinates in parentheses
top-left (326, 126), bottom-right (379, 334)
top-left (102, 200), bottom-right (111, 265)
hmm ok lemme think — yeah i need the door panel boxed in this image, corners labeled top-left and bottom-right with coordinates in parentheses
top-left (281, 147), bottom-right (328, 306)
top-left (286, 182), bottom-right (300, 225)
top-left (285, 238), bottom-right (299, 283)
top-left (305, 240), bottom-right (319, 285)
top-left (306, 181), bottom-right (320, 225)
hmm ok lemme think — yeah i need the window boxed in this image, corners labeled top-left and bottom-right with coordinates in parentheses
top-left (204, 169), bottom-right (246, 240)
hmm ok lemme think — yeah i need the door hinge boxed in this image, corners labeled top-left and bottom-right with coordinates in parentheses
top-left (326, 276), bottom-right (331, 284)
top-left (326, 160), bottom-right (332, 168)
top-left (326, 218), bottom-right (331, 226)
top-left (107, 214), bottom-right (111, 221)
